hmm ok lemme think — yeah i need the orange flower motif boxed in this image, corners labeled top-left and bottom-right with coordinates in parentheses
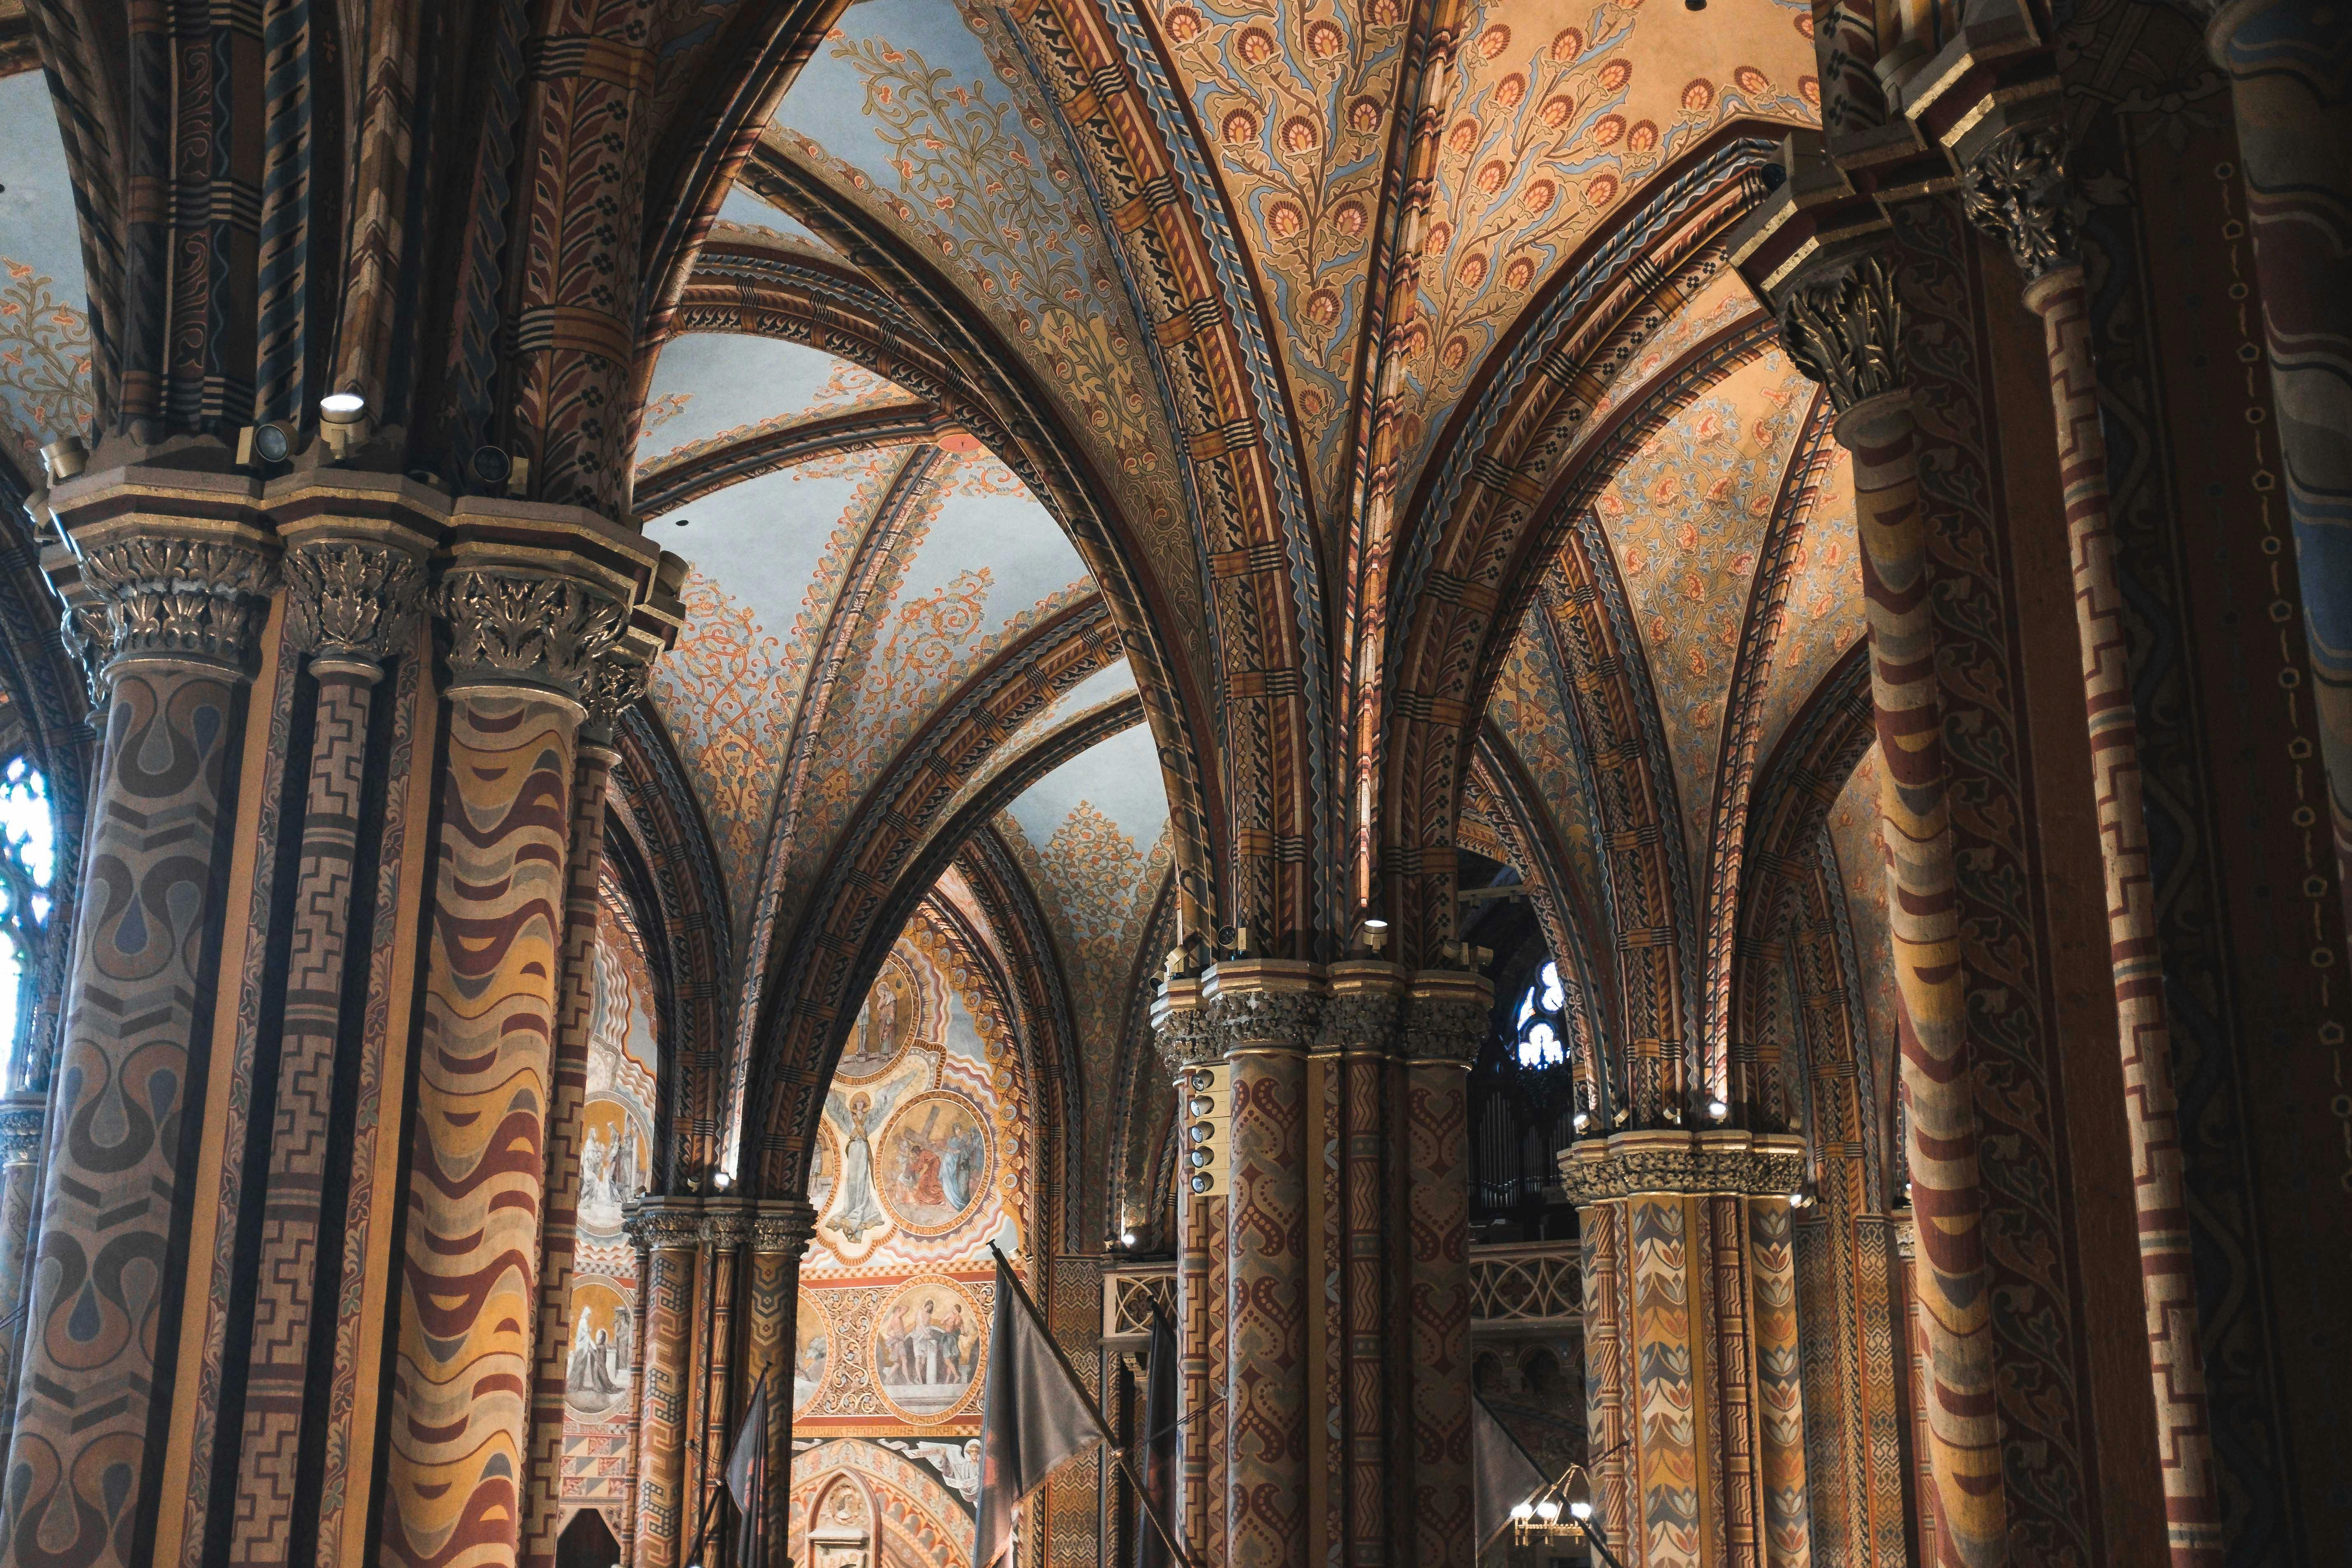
top-left (1476, 160), bottom-right (1510, 195)
top-left (1734, 66), bottom-right (1770, 97)
top-left (1449, 118), bottom-right (1480, 154)
top-left (1681, 572), bottom-right (1707, 604)
top-left (1682, 79), bottom-right (1715, 114)
top-left (1223, 110), bottom-right (1259, 144)
top-left (1706, 475), bottom-right (1736, 502)
top-left (1591, 115), bottom-right (1626, 147)
top-left (1458, 254), bottom-right (1489, 288)
top-left (1674, 522), bottom-right (1698, 552)
top-left (1479, 24), bottom-right (1512, 58)
top-left (1540, 94), bottom-right (1577, 130)
top-left (1308, 21), bottom-right (1343, 57)
top-left (1551, 28), bottom-right (1586, 61)
top-left (1523, 179), bottom-right (1557, 214)
top-left (1627, 121), bottom-right (1659, 154)
top-left (1504, 256), bottom-right (1536, 290)
top-left (1495, 74), bottom-right (1527, 109)
top-left (1599, 59), bottom-right (1633, 92)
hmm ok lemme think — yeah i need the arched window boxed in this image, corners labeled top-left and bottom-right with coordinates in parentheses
top-left (1512, 959), bottom-right (1570, 1070)
top-left (0, 757), bottom-right (56, 1074)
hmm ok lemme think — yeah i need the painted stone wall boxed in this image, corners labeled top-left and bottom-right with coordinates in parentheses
top-left (788, 913), bottom-right (1034, 1568)
top-left (561, 872), bottom-right (664, 1528)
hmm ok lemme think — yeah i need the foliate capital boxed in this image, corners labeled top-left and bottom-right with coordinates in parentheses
top-left (1154, 986), bottom-right (1220, 1074)
top-left (1199, 981), bottom-right (1325, 1056)
top-left (582, 633), bottom-right (658, 741)
top-left (750, 1199), bottom-right (819, 1254)
top-left (1399, 982), bottom-right (1494, 1063)
top-left (1776, 252), bottom-right (1906, 413)
top-left (623, 1200), bottom-right (707, 1254)
top-left (75, 533), bottom-right (279, 675)
top-left (1958, 123), bottom-right (2076, 283)
top-left (435, 566), bottom-right (627, 702)
top-left (284, 540), bottom-right (428, 675)
top-left (1315, 989), bottom-right (1402, 1050)
top-left (1556, 1129), bottom-right (1806, 1206)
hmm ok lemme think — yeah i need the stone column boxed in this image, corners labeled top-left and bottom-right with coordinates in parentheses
top-left (627, 1205), bottom-right (705, 1568)
top-left (1777, 256), bottom-right (2006, 1568)
top-left (378, 535), bottom-right (634, 1568)
top-left (743, 1201), bottom-right (817, 1568)
top-left (228, 528), bottom-right (428, 1567)
top-left (0, 493), bottom-right (277, 1568)
top-left (1560, 1132), bottom-right (1810, 1568)
top-left (695, 1207), bottom-right (750, 1552)
top-left (0, 1096), bottom-right (43, 1467)
top-left (1150, 975), bottom-right (1225, 1568)
top-left (2208, 0), bottom-right (2352, 935)
top-left (521, 635), bottom-right (658, 1568)
top-left (1959, 122), bottom-right (2222, 1568)
top-left (1398, 974), bottom-right (1488, 1568)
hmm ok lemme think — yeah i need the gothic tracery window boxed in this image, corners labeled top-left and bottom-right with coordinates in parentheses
top-left (1512, 959), bottom-right (1570, 1071)
top-left (0, 756), bottom-right (54, 1074)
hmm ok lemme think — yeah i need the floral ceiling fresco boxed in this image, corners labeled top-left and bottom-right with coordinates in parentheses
top-left (0, 68), bottom-right (95, 481)
top-left (636, 332), bottom-right (923, 473)
top-left (1485, 612), bottom-right (1612, 949)
top-left (791, 909), bottom-right (1039, 1567)
top-left (1393, 0), bottom-right (1817, 502)
top-left (995, 721), bottom-right (1172, 1240)
top-left (1589, 346), bottom-right (1810, 869)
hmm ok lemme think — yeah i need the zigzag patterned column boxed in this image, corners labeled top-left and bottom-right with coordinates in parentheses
top-left (1400, 976), bottom-right (1486, 1568)
top-left (521, 637), bottom-right (657, 1568)
top-left (626, 1207), bottom-right (704, 1568)
top-left (742, 1203), bottom-right (817, 1568)
top-left (228, 533), bottom-right (428, 1566)
top-left (1778, 256), bottom-right (2005, 1568)
top-left (0, 497), bottom-right (278, 1568)
top-left (379, 546), bottom-right (629, 1568)
top-left (2209, 0), bottom-right (2352, 936)
top-left (1959, 124), bottom-right (2223, 1568)
top-left (1559, 1132), bottom-right (1809, 1568)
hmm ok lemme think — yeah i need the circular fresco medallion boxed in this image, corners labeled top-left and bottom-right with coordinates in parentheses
top-left (835, 959), bottom-right (920, 1083)
top-left (875, 1091), bottom-right (991, 1237)
top-left (869, 1275), bottom-right (985, 1424)
top-left (793, 1288), bottom-right (833, 1415)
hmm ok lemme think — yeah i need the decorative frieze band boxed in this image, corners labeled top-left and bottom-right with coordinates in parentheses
top-left (1556, 1129), bottom-right (1806, 1205)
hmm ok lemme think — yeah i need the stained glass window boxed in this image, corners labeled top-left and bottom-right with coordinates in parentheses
top-left (1513, 960), bottom-right (1570, 1070)
top-left (0, 758), bottom-right (56, 1068)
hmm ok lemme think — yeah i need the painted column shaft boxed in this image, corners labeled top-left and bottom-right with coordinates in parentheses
top-left (0, 1103), bottom-right (42, 1477)
top-left (520, 735), bottom-right (619, 1568)
top-left (2209, 0), bottom-right (2352, 936)
top-left (0, 517), bottom-right (275, 1568)
top-left (226, 663), bottom-right (384, 1566)
top-left (1399, 981), bottom-right (1484, 1568)
top-left (1836, 387), bottom-right (2005, 1568)
top-left (744, 1203), bottom-right (817, 1568)
top-left (631, 1234), bottom-right (701, 1568)
top-left (2022, 263), bottom-right (2219, 1567)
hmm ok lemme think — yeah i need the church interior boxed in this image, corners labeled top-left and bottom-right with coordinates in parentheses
top-left (0, 0), bottom-right (2343, 1565)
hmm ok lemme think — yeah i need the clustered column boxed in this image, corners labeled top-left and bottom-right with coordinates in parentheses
top-left (1561, 1132), bottom-right (1810, 1568)
top-left (1149, 959), bottom-right (1488, 1568)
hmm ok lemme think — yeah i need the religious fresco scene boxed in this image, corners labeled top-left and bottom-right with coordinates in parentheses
top-left (0, 2), bottom-right (2343, 1568)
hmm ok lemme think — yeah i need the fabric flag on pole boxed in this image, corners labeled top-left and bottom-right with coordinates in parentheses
top-left (1133, 1296), bottom-right (1178, 1568)
top-left (975, 1247), bottom-right (1110, 1568)
top-left (724, 1372), bottom-right (771, 1568)
top-left (1473, 1394), bottom-right (1548, 1557)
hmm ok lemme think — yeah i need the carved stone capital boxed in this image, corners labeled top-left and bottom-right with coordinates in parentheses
top-left (1776, 252), bottom-right (1906, 413)
top-left (622, 1200), bottom-right (708, 1253)
top-left (1556, 1130), bottom-right (1806, 1206)
top-left (1315, 989), bottom-right (1402, 1049)
top-left (701, 1208), bottom-right (754, 1250)
top-left (1154, 986), bottom-right (1219, 1074)
top-left (1959, 123), bottom-right (2076, 282)
top-left (582, 633), bottom-right (658, 742)
top-left (0, 1100), bottom-right (42, 1166)
top-left (75, 534), bottom-right (279, 675)
top-left (1400, 978), bottom-right (1494, 1063)
top-left (284, 540), bottom-right (429, 675)
top-left (751, 1198), bottom-right (819, 1254)
top-left (435, 566), bottom-right (627, 702)
top-left (1200, 982), bottom-right (1325, 1056)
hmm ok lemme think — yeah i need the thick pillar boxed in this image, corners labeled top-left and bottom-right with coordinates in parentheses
top-left (0, 488), bottom-right (277, 1568)
top-left (378, 529), bottom-right (637, 1568)
top-left (1152, 977), bottom-right (1225, 1568)
top-left (694, 1210), bottom-right (749, 1551)
top-left (742, 1202), bottom-right (817, 1568)
top-left (626, 1205), bottom-right (704, 1568)
top-left (521, 635), bottom-right (659, 1568)
top-left (1777, 257), bottom-right (2006, 1568)
top-left (228, 529), bottom-right (428, 1567)
top-left (1560, 1133), bottom-right (1810, 1568)
top-left (2208, 0), bottom-right (2352, 933)
top-left (1959, 123), bottom-right (2222, 1568)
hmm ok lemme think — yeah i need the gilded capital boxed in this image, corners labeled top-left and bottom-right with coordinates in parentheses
top-left (1199, 970), bottom-right (1325, 1056)
top-left (581, 630), bottom-right (658, 742)
top-left (74, 531), bottom-right (279, 675)
top-left (1959, 124), bottom-right (2077, 282)
top-left (435, 566), bottom-right (627, 702)
top-left (284, 540), bottom-right (428, 675)
top-left (1776, 253), bottom-right (1906, 414)
top-left (1556, 1129), bottom-right (1806, 1206)
top-left (622, 1200), bottom-right (707, 1254)
top-left (750, 1198), bottom-right (819, 1254)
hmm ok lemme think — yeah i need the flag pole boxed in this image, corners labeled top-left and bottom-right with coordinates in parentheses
top-left (985, 1245), bottom-right (1202, 1568)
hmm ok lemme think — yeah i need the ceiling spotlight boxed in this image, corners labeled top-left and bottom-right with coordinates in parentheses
top-left (1356, 917), bottom-right (1390, 953)
top-left (1188, 1094), bottom-right (1213, 1117)
top-left (1789, 1178), bottom-right (1816, 1209)
top-left (40, 436), bottom-right (88, 482)
top-left (1189, 1173), bottom-right (1212, 1194)
top-left (1572, 1111), bottom-right (1591, 1133)
top-left (319, 391), bottom-right (367, 419)
top-left (1707, 1097), bottom-right (1729, 1120)
top-left (318, 391), bottom-right (372, 460)
top-left (1120, 1228), bottom-right (1137, 1248)
top-left (237, 423), bottom-right (295, 468)
top-left (712, 1169), bottom-right (733, 1191)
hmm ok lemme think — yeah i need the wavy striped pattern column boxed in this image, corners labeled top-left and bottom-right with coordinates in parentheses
top-left (520, 733), bottom-right (620, 1568)
top-left (1838, 390), bottom-right (2005, 1567)
top-left (2024, 262), bottom-right (2220, 1568)
top-left (0, 525), bottom-right (276, 1568)
top-left (2211, 0), bottom-right (2352, 936)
